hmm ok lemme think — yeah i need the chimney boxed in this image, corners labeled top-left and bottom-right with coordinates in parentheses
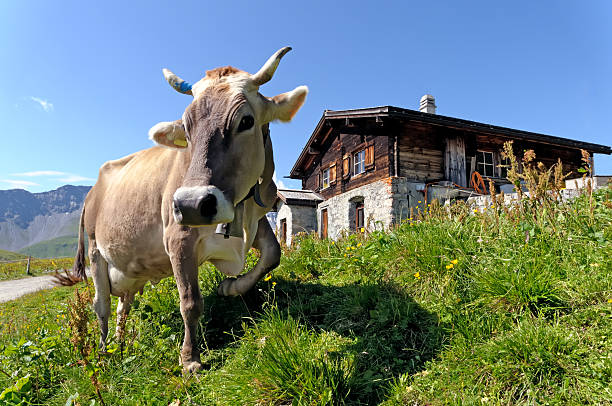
top-left (419, 94), bottom-right (436, 114)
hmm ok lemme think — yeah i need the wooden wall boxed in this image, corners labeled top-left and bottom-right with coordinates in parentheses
top-left (302, 132), bottom-right (390, 199)
top-left (396, 123), bottom-right (445, 182)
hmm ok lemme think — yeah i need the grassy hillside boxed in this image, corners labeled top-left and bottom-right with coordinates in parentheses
top-left (18, 235), bottom-right (83, 258)
top-left (0, 249), bottom-right (27, 261)
top-left (0, 182), bottom-right (610, 405)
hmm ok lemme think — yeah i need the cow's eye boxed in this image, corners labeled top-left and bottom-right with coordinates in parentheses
top-left (237, 115), bottom-right (254, 133)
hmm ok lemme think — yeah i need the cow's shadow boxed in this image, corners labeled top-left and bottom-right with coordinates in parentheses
top-left (188, 277), bottom-right (448, 400)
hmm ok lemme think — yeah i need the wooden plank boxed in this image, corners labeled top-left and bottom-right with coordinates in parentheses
top-left (445, 136), bottom-right (467, 187)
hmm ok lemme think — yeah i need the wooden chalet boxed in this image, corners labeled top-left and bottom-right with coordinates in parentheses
top-left (277, 95), bottom-right (611, 240)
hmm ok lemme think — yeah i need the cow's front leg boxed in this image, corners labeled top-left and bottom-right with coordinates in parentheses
top-left (165, 226), bottom-right (203, 373)
top-left (218, 217), bottom-right (281, 296)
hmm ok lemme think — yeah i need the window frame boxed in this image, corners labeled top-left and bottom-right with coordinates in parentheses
top-left (322, 168), bottom-right (330, 189)
top-left (476, 150), bottom-right (495, 178)
top-left (355, 202), bottom-right (364, 231)
top-left (353, 149), bottom-right (365, 175)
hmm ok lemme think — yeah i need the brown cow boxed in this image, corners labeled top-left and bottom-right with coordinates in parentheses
top-left (72, 47), bottom-right (307, 372)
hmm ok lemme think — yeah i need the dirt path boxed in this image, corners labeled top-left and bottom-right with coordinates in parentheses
top-left (0, 275), bottom-right (59, 303)
top-left (0, 269), bottom-right (90, 303)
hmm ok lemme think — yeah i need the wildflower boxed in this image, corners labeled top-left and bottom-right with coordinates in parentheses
top-left (357, 243), bottom-right (362, 247)
top-left (344, 254), bottom-right (347, 257)
top-left (272, 282), bottom-right (277, 287)
top-left (451, 259), bottom-right (458, 265)
top-left (360, 227), bottom-right (365, 232)
top-left (590, 263), bottom-right (600, 267)
top-left (445, 264), bottom-right (454, 270)
top-left (418, 201), bottom-right (422, 204)
top-left (473, 208), bottom-right (478, 213)
top-left (608, 298), bottom-right (612, 303)
top-left (263, 274), bottom-right (272, 281)
top-left (351, 246), bottom-right (356, 250)
top-left (414, 272), bottom-right (420, 279)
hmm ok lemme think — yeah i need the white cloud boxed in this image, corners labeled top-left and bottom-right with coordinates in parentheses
top-left (12, 170), bottom-right (94, 184)
top-left (12, 170), bottom-right (66, 177)
top-left (57, 174), bottom-right (95, 183)
top-left (0, 179), bottom-right (40, 189)
top-left (272, 170), bottom-right (287, 189)
top-left (30, 96), bottom-right (54, 112)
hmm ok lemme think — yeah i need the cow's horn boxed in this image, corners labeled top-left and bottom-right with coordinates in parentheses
top-left (251, 47), bottom-right (292, 86)
top-left (162, 68), bottom-right (193, 95)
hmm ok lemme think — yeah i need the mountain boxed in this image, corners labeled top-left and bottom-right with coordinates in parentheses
top-left (0, 185), bottom-right (90, 254)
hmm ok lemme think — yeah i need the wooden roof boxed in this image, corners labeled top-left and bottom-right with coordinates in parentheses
top-left (289, 106), bottom-right (611, 178)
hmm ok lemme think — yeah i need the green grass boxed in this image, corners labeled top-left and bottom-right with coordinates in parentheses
top-left (18, 235), bottom-right (85, 259)
top-left (0, 186), bottom-right (610, 405)
top-left (0, 249), bottom-right (27, 262)
top-left (0, 257), bottom-right (76, 281)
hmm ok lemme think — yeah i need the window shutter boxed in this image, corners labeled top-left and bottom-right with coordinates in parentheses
top-left (342, 155), bottom-right (350, 178)
top-left (329, 164), bottom-right (336, 183)
top-left (365, 144), bottom-right (375, 167)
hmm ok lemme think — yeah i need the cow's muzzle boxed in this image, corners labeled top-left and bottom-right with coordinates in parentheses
top-left (172, 186), bottom-right (234, 226)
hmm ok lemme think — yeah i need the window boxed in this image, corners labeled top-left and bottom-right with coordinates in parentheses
top-left (321, 209), bottom-right (328, 239)
top-left (353, 150), bottom-right (365, 175)
top-left (476, 151), bottom-right (494, 177)
top-left (355, 202), bottom-right (364, 231)
top-left (322, 168), bottom-right (330, 189)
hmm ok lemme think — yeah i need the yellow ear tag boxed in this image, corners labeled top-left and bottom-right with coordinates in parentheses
top-left (173, 138), bottom-right (187, 147)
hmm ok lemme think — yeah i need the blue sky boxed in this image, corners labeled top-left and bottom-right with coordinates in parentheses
top-left (1, 1), bottom-right (610, 193)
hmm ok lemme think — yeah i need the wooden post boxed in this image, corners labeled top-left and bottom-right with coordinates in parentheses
top-left (26, 256), bottom-right (31, 275)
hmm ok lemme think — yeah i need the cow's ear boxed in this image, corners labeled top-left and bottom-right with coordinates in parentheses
top-left (148, 120), bottom-right (188, 149)
top-left (266, 85), bottom-right (308, 123)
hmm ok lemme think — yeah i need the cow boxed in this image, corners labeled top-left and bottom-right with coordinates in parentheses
top-left (71, 47), bottom-right (307, 372)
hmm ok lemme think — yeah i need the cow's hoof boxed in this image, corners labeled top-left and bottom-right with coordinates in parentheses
top-left (217, 278), bottom-right (238, 296)
top-left (182, 360), bottom-right (203, 374)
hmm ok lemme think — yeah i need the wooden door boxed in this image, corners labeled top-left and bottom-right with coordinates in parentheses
top-left (321, 209), bottom-right (328, 239)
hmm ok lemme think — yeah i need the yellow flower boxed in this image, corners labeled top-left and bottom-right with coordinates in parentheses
top-left (445, 264), bottom-right (454, 269)
top-left (360, 227), bottom-right (365, 232)
top-left (451, 259), bottom-right (458, 265)
top-left (346, 246), bottom-right (351, 250)
top-left (263, 274), bottom-right (272, 281)
top-left (414, 272), bottom-right (420, 279)
top-left (351, 246), bottom-right (356, 250)
top-left (473, 208), bottom-right (478, 213)
top-left (344, 254), bottom-right (347, 257)
top-left (608, 298), bottom-right (612, 303)
top-left (272, 282), bottom-right (277, 287)
top-left (357, 243), bottom-right (362, 247)
top-left (418, 201), bottom-right (422, 204)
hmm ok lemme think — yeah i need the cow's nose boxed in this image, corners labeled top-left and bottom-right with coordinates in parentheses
top-left (198, 194), bottom-right (217, 218)
top-left (172, 186), bottom-right (234, 226)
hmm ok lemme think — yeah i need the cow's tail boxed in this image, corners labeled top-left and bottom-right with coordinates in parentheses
top-left (72, 205), bottom-right (87, 281)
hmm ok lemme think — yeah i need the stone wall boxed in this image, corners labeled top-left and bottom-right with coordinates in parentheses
top-left (317, 177), bottom-right (419, 239)
top-left (275, 202), bottom-right (318, 245)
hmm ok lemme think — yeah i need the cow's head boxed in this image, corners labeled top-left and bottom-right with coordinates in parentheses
top-left (149, 47), bottom-right (307, 226)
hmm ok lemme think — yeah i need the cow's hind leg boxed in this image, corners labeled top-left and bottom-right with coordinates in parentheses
top-left (218, 217), bottom-right (281, 296)
top-left (89, 241), bottom-right (111, 350)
